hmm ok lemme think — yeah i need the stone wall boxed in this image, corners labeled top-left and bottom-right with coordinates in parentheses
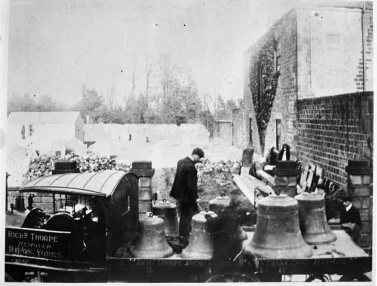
top-left (232, 108), bottom-right (246, 149)
top-left (297, 92), bottom-right (373, 189)
top-left (213, 120), bottom-right (232, 143)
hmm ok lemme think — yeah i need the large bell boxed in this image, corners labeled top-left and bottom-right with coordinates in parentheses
top-left (295, 192), bottom-right (337, 245)
top-left (181, 210), bottom-right (218, 259)
top-left (209, 195), bottom-right (230, 214)
top-left (244, 193), bottom-right (313, 259)
top-left (131, 214), bottom-right (174, 258)
top-left (152, 199), bottom-right (179, 236)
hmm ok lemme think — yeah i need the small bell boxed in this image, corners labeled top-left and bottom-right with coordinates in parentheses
top-left (152, 199), bottom-right (179, 237)
top-left (295, 192), bottom-right (337, 245)
top-left (131, 213), bottom-right (174, 258)
top-left (181, 210), bottom-right (218, 259)
top-left (209, 194), bottom-right (230, 214)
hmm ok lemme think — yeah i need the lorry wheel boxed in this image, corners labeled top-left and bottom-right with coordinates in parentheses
top-left (5, 272), bottom-right (16, 282)
top-left (305, 274), bottom-right (330, 282)
top-left (339, 273), bottom-right (371, 281)
top-left (205, 273), bottom-right (260, 282)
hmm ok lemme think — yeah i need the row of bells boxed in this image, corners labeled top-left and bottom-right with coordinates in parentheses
top-left (131, 191), bottom-right (336, 259)
top-left (244, 192), bottom-right (337, 259)
top-left (131, 195), bottom-right (233, 259)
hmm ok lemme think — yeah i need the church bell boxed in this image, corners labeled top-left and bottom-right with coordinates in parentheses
top-left (209, 195), bottom-right (230, 214)
top-left (181, 210), bottom-right (218, 259)
top-left (152, 199), bottom-right (179, 237)
top-left (243, 193), bottom-right (313, 259)
top-left (295, 192), bottom-right (337, 245)
top-left (131, 213), bottom-right (174, 258)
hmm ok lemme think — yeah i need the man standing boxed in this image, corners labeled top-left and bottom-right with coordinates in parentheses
top-left (170, 148), bottom-right (204, 242)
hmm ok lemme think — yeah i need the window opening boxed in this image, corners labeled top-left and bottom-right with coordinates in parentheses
top-left (249, 118), bottom-right (253, 143)
top-left (276, 119), bottom-right (282, 150)
top-left (275, 39), bottom-right (281, 72)
top-left (29, 124), bottom-right (34, 136)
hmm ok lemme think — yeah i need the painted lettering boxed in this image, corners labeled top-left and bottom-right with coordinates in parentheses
top-left (8, 231), bottom-right (28, 239)
top-left (29, 233), bottom-right (58, 243)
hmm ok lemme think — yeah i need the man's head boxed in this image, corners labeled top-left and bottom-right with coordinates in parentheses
top-left (341, 195), bottom-right (353, 207)
top-left (191, 148), bottom-right (205, 162)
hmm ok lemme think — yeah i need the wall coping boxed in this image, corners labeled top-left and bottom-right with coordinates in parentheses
top-left (297, 91), bottom-right (373, 103)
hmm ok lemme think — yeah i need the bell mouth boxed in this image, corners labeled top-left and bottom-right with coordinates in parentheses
top-left (199, 210), bottom-right (215, 215)
top-left (295, 192), bottom-right (324, 201)
top-left (270, 193), bottom-right (288, 198)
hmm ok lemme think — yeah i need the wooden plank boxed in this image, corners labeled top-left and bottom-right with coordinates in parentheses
top-left (233, 175), bottom-right (255, 206)
top-left (305, 169), bottom-right (315, 192)
top-left (299, 166), bottom-right (309, 189)
top-left (5, 255), bottom-right (106, 272)
top-left (256, 169), bottom-right (275, 187)
top-left (246, 175), bottom-right (275, 196)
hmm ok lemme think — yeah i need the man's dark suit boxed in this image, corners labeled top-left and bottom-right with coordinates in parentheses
top-left (340, 205), bottom-right (362, 228)
top-left (340, 205), bottom-right (362, 243)
top-left (170, 157), bottom-right (199, 239)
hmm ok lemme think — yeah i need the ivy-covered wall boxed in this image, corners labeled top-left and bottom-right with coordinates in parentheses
top-left (244, 10), bottom-right (298, 156)
top-left (248, 34), bottom-right (280, 152)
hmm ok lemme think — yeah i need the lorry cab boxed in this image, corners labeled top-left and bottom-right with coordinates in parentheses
top-left (5, 170), bottom-right (139, 282)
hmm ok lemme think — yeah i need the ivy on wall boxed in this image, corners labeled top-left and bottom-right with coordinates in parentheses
top-left (249, 34), bottom-right (280, 152)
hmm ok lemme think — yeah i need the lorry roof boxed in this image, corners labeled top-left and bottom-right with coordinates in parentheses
top-left (19, 171), bottom-right (132, 197)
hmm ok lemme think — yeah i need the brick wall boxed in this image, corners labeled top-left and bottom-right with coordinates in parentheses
top-left (354, 10), bottom-right (373, 92)
top-left (346, 162), bottom-right (373, 248)
top-left (297, 92), bottom-right (373, 189)
top-left (232, 108), bottom-right (245, 149)
top-left (364, 10), bottom-right (373, 91)
top-left (214, 120), bottom-right (232, 143)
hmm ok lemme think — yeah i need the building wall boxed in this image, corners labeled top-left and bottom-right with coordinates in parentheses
top-left (264, 11), bottom-right (298, 158)
top-left (8, 122), bottom-right (77, 153)
top-left (297, 7), bottom-right (373, 98)
top-left (297, 92), bottom-right (373, 189)
top-left (244, 6), bottom-right (373, 159)
top-left (244, 10), bottom-right (298, 157)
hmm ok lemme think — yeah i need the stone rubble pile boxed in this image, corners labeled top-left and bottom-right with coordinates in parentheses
top-left (196, 158), bottom-right (241, 180)
top-left (195, 158), bottom-right (242, 190)
top-left (24, 153), bottom-right (131, 181)
top-left (26, 155), bottom-right (55, 180)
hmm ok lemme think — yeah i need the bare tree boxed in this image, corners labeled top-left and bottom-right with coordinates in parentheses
top-left (106, 81), bottom-right (117, 112)
top-left (159, 55), bottom-right (178, 102)
top-left (131, 61), bottom-right (138, 98)
top-left (145, 55), bottom-right (156, 107)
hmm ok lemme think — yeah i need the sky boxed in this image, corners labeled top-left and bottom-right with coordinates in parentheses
top-left (7, 0), bottom-right (365, 106)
